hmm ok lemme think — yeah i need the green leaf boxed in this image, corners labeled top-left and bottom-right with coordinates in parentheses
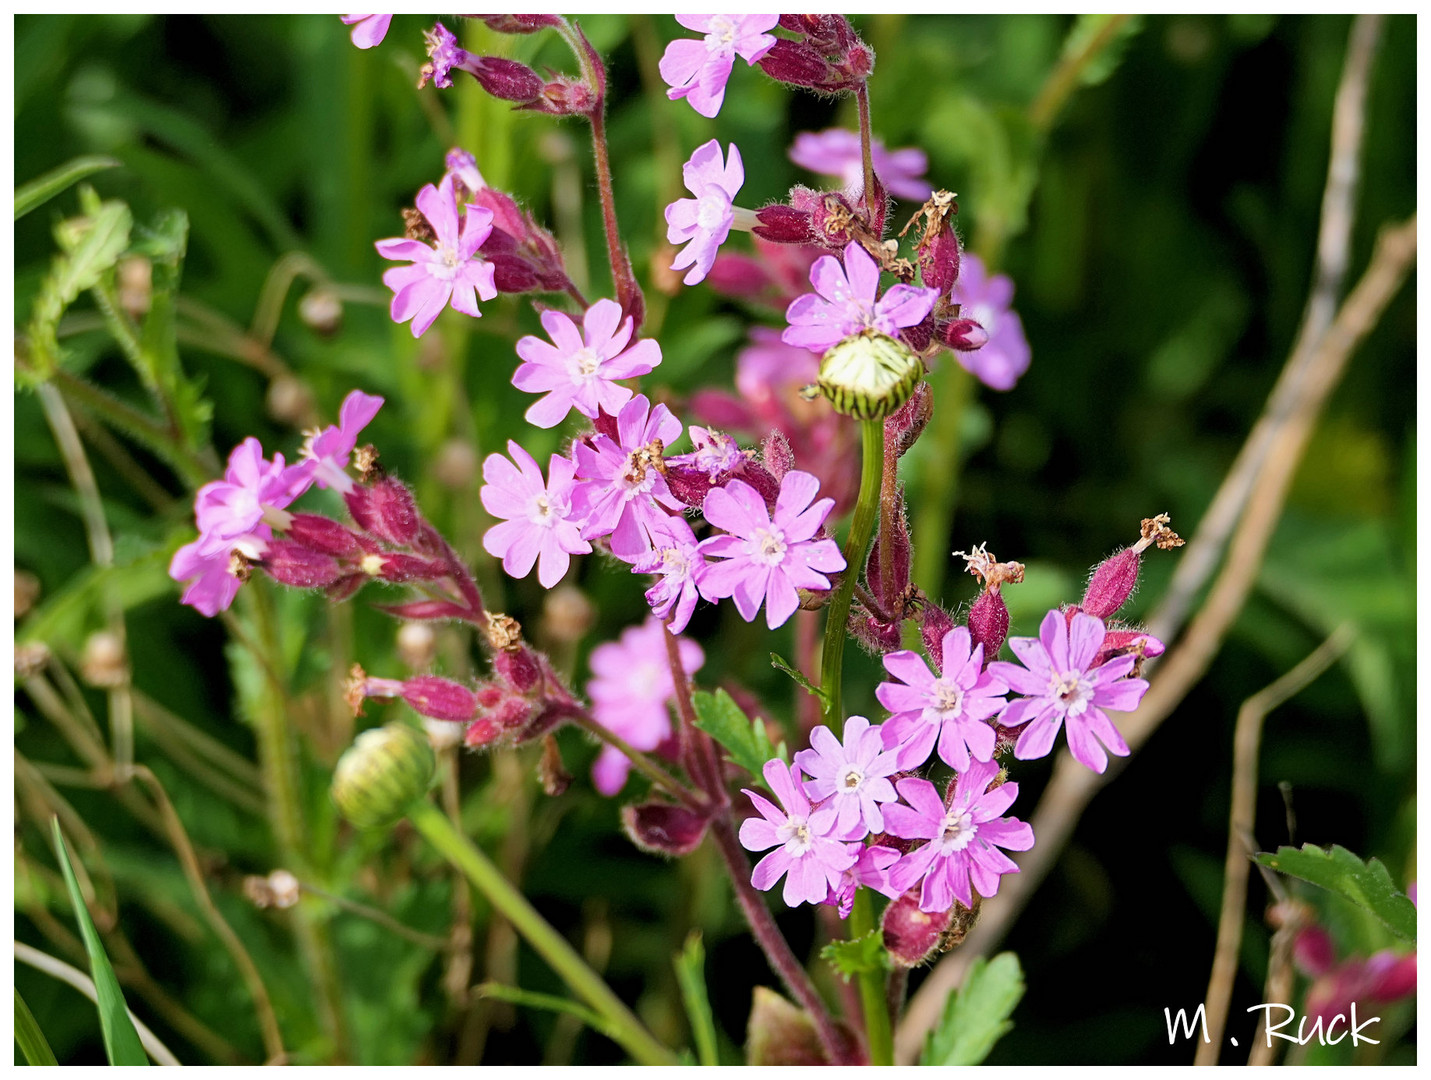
top-left (769, 653), bottom-right (828, 704)
top-left (1059, 14), bottom-right (1144, 88)
top-left (690, 689), bottom-right (787, 779)
top-left (673, 932), bottom-right (719, 1066)
top-left (14, 155), bottom-right (120, 220)
top-left (476, 982), bottom-right (619, 1045)
top-left (50, 819), bottom-right (150, 1066)
top-left (820, 931), bottom-right (888, 984)
top-left (14, 989), bottom-right (59, 1066)
top-left (1256, 845), bottom-right (1417, 943)
top-left (921, 952), bottom-right (1025, 1066)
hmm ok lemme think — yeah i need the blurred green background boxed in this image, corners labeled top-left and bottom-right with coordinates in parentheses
top-left (14, 14), bottom-right (1415, 1065)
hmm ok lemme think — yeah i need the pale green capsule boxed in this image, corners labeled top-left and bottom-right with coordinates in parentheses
top-left (331, 722), bottom-right (436, 829)
top-left (816, 330), bottom-right (923, 419)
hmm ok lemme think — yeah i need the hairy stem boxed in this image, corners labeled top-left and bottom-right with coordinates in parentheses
top-left (855, 82), bottom-right (878, 215)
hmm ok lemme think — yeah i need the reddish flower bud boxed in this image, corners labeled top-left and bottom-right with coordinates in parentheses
top-left (285, 513), bottom-right (362, 557)
top-left (920, 603), bottom-right (957, 670)
top-left (1365, 950), bottom-right (1417, 1002)
top-left (1093, 628), bottom-right (1165, 673)
top-left (371, 476), bottom-right (422, 546)
top-left (373, 553), bottom-right (449, 584)
top-left (621, 800), bottom-right (710, 857)
top-left (375, 598), bottom-right (472, 622)
top-left (852, 613), bottom-right (902, 653)
top-left (1293, 926), bottom-right (1337, 978)
top-left (662, 464), bottom-right (716, 509)
top-left (918, 218), bottom-right (961, 295)
top-left (524, 76), bottom-right (596, 117)
top-left (476, 685), bottom-right (505, 710)
top-left (753, 203), bottom-right (813, 245)
top-left (882, 886), bottom-right (954, 967)
top-left (464, 717), bottom-right (502, 747)
top-left (866, 500), bottom-right (911, 613)
top-left (401, 675), bottom-right (479, 723)
top-left (325, 573), bottom-right (365, 603)
top-left (967, 588), bottom-right (1010, 662)
top-left (756, 38), bottom-right (833, 91)
top-left (845, 42), bottom-right (875, 80)
top-left (468, 55), bottom-right (543, 103)
top-left (261, 540), bottom-right (343, 588)
top-left (886, 383), bottom-right (933, 459)
top-left (761, 429), bottom-right (794, 482)
top-left (490, 696), bottom-right (535, 731)
top-left (938, 317), bottom-right (988, 352)
top-left (1082, 548), bottom-right (1140, 621)
top-left (475, 14), bottom-right (563, 35)
top-left (492, 644), bottom-right (543, 695)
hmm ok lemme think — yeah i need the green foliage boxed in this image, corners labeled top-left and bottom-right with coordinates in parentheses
top-left (14, 989), bottom-right (60, 1066)
top-left (921, 952), bottom-right (1026, 1066)
top-left (1256, 844), bottom-right (1417, 942)
top-left (14, 154), bottom-right (119, 220)
top-left (769, 652), bottom-right (827, 704)
top-left (820, 930), bottom-right (888, 984)
top-left (690, 689), bottom-right (787, 779)
top-left (51, 820), bottom-right (150, 1066)
top-left (672, 931), bottom-right (719, 1066)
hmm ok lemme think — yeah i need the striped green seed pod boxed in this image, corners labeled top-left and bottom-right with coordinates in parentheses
top-left (816, 330), bottom-right (923, 419)
top-left (331, 722), bottom-right (436, 829)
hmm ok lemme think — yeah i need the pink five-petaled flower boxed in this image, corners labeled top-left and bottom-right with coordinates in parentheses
top-left (884, 761), bottom-right (1034, 914)
top-left (988, 609), bottom-right (1149, 773)
top-left (481, 441), bottom-right (590, 588)
top-left (698, 471), bottom-right (845, 630)
top-left (512, 299), bottom-right (661, 428)
top-left (949, 254), bottom-right (1031, 391)
top-left (570, 395), bottom-right (685, 560)
top-left (876, 626), bottom-right (1009, 773)
top-left (789, 128), bottom-right (933, 202)
top-left (783, 241), bottom-right (939, 354)
top-left (376, 175), bottom-right (498, 338)
top-left (659, 14), bottom-right (780, 118)
top-left (301, 390), bottom-right (383, 495)
top-left (666, 140), bottom-right (747, 287)
top-left (170, 438), bottom-right (314, 617)
top-left (341, 14), bottom-right (392, 49)
top-left (630, 515), bottom-right (707, 634)
top-left (793, 716), bottom-right (900, 838)
top-left (740, 759), bottom-right (858, 908)
top-left (588, 618), bottom-right (704, 796)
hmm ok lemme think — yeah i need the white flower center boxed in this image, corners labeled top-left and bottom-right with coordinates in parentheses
top-left (431, 242), bottom-right (464, 281)
top-left (696, 192), bottom-right (729, 232)
top-left (571, 346), bottom-right (603, 377)
top-left (931, 678), bottom-right (964, 717)
top-left (630, 661), bottom-right (662, 699)
top-left (939, 810), bottom-right (976, 853)
top-left (1049, 669), bottom-right (1093, 717)
top-left (660, 546), bottom-right (689, 578)
top-left (750, 526), bottom-right (788, 566)
top-left (708, 14), bottom-right (737, 48)
top-left (840, 766), bottom-right (864, 792)
top-left (528, 491), bottom-right (556, 527)
top-left (779, 816), bottom-right (813, 854)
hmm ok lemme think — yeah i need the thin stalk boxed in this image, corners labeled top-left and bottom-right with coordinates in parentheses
top-left (849, 889), bottom-right (892, 1064)
top-left (407, 799), bottom-right (676, 1066)
top-left (855, 83), bottom-right (878, 214)
top-left (561, 705), bottom-right (706, 811)
top-left (820, 419), bottom-right (885, 727)
top-left (662, 620), bottom-right (726, 804)
top-left (878, 417), bottom-right (899, 599)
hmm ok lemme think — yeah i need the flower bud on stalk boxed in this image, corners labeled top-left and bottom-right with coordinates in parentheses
top-left (475, 14), bottom-right (564, 35)
top-left (881, 886), bottom-right (956, 968)
top-left (621, 800), bottom-right (710, 857)
top-left (1079, 513), bottom-right (1184, 621)
top-left (331, 723), bottom-right (436, 829)
top-left (346, 475), bottom-right (421, 546)
top-left (817, 330), bottom-right (923, 420)
top-left (260, 540), bottom-right (343, 589)
top-left (955, 544), bottom-right (1024, 662)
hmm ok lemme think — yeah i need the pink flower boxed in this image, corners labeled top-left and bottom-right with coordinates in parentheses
top-left (664, 426), bottom-right (744, 480)
top-left (666, 140), bottom-right (746, 287)
top-left (512, 299), bottom-right (661, 428)
top-left (570, 395), bottom-right (685, 560)
top-left (376, 175), bottom-right (498, 338)
top-left (301, 390), bottom-right (383, 495)
top-left (170, 438), bottom-right (314, 617)
top-left (789, 128), bottom-right (933, 201)
top-left (588, 618), bottom-right (704, 795)
top-left (783, 241), bottom-right (938, 354)
top-left (989, 609), bottom-right (1149, 773)
top-left (659, 14), bottom-right (779, 118)
top-left (630, 515), bottom-right (707, 634)
top-left (884, 761), bottom-right (1034, 914)
top-left (341, 14), bottom-right (392, 50)
top-left (876, 626), bottom-right (1009, 772)
top-left (481, 441), bottom-right (590, 588)
top-left (948, 254), bottom-right (1031, 391)
top-left (825, 845), bottom-right (903, 919)
top-left (793, 716), bottom-right (900, 838)
top-left (698, 470), bottom-right (845, 630)
top-left (739, 759), bottom-right (858, 908)
top-left (420, 21), bottom-right (469, 89)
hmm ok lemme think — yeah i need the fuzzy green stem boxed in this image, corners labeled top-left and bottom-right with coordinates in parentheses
top-left (406, 799), bottom-right (677, 1066)
top-left (820, 418), bottom-right (885, 727)
top-left (849, 889), bottom-right (892, 1064)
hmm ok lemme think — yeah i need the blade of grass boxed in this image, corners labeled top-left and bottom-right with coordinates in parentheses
top-left (673, 932), bottom-right (719, 1066)
top-left (14, 989), bottom-right (59, 1066)
top-left (477, 982), bottom-right (618, 1044)
top-left (14, 154), bottom-right (120, 220)
top-left (50, 818), bottom-right (150, 1066)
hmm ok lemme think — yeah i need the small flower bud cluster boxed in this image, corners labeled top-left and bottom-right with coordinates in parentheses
top-left (759, 15), bottom-right (874, 96)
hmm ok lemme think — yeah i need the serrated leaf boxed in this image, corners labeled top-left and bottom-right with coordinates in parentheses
top-left (14, 989), bottom-right (59, 1066)
top-left (820, 930), bottom-right (888, 983)
top-left (51, 820), bottom-right (150, 1065)
top-left (769, 652), bottom-right (827, 704)
top-left (921, 952), bottom-right (1025, 1066)
top-left (673, 932), bottom-right (719, 1066)
top-left (691, 689), bottom-right (786, 778)
top-left (14, 154), bottom-right (121, 220)
top-left (1256, 845), bottom-right (1416, 943)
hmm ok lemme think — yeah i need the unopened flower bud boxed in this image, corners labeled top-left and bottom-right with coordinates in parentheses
top-left (886, 383), bottom-right (933, 459)
top-left (938, 317), bottom-right (988, 352)
top-left (15, 569), bottom-right (41, 619)
top-left (266, 374), bottom-right (315, 427)
top-left (756, 38), bottom-right (833, 91)
top-left (476, 13), bottom-right (564, 34)
top-left (463, 717), bottom-right (502, 748)
top-left (1081, 514), bottom-right (1184, 621)
top-left (493, 644), bottom-right (543, 695)
top-left (372, 553), bottom-right (449, 584)
top-left (818, 330), bottom-right (923, 420)
top-left (401, 675), bottom-right (479, 723)
top-left (1293, 925), bottom-right (1336, 977)
top-left (80, 630), bottom-right (127, 688)
top-left (541, 585), bottom-right (594, 645)
top-left (881, 886), bottom-right (955, 967)
top-left (470, 55), bottom-right (544, 103)
top-left (747, 987), bottom-right (833, 1066)
top-left (920, 604), bottom-right (957, 669)
top-left (283, 514), bottom-right (359, 558)
top-left (298, 287), bottom-right (343, 335)
top-left (354, 475), bottom-right (421, 546)
top-left (752, 203), bottom-right (813, 245)
top-left (432, 438), bottom-right (478, 490)
top-left (760, 429), bottom-right (794, 482)
top-left (397, 622), bottom-right (437, 670)
top-left (621, 800), bottom-right (710, 857)
top-left (261, 540), bottom-right (343, 589)
top-left (331, 722), bottom-right (436, 829)
top-left (967, 589), bottom-right (1010, 663)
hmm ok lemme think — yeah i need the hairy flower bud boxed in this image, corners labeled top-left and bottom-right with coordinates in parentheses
top-left (261, 539), bottom-right (343, 589)
top-left (752, 203), bottom-right (813, 245)
top-left (920, 603), bottom-right (957, 670)
top-left (881, 886), bottom-right (955, 967)
top-left (372, 553), bottom-right (449, 584)
top-left (469, 55), bottom-right (544, 102)
top-left (746, 988), bottom-right (834, 1066)
top-left (817, 330), bottom-right (923, 420)
top-left (331, 723), bottom-right (436, 829)
top-left (1082, 514), bottom-right (1184, 621)
top-left (401, 675), bottom-right (479, 723)
top-left (285, 513), bottom-right (362, 557)
top-left (349, 475), bottom-right (421, 546)
top-left (756, 38), bottom-right (833, 90)
top-left (938, 317), bottom-right (988, 352)
top-left (967, 589), bottom-right (1010, 663)
top-left (492, 644), bottom-right (543, 695)
top-left (761, 429), bottom-right (794, 482)
top-left (475, 13), bottom-right (564, 34)
top-left (621, 800), bottom-right (710, 857)
top-left (886, 382), bottom-right (933, 458)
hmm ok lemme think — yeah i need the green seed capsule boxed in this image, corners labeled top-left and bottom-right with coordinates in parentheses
top-left (816, 330), bottom-right (923, 419)
top-left (331, 722), bottom-right (436, 829)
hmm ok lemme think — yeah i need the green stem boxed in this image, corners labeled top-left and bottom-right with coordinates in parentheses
top-left (912, 362), bottom-right (975, 604)
top-left (820, 419), bottom-right (885, 728)
top-left (849, 889), bottom-right (892, 1064)
top-left (406, 799), bottom-right (677, 1066)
